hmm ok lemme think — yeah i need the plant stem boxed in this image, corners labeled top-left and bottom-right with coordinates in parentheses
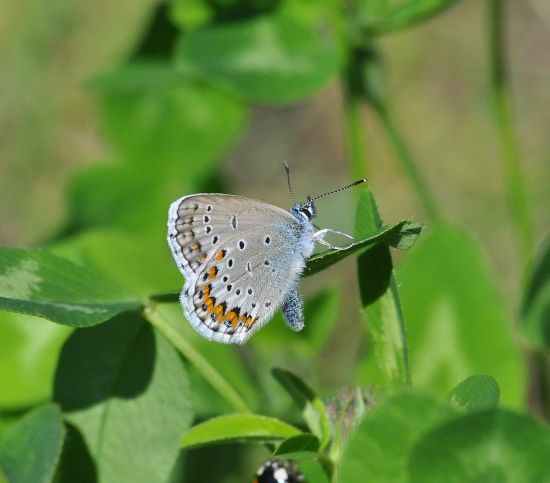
top-left (143, 303), bottom-right (252, 414)
top-left (374, 102), bottom-right (442, 222)
top-left (343, 68), bottom-right (368, 181)
top-left (343, 65), bottom-right (412, 389)
top-left (488, 0), bottom-right (533, 266)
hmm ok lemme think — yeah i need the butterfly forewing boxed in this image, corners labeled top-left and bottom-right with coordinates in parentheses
top-left (168, 194), bottom-right (313, 344)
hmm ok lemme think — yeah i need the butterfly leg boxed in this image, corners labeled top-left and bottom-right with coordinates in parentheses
top-left (281, 286), bottom-right (304, 332)
top-left (313, 228), bottom-right (355, 250)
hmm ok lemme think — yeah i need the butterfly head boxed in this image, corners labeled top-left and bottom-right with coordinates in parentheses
top-left (291, 196), bottom-right (316, 222)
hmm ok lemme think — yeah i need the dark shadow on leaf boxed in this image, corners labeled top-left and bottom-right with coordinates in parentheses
top-left (54, 312), bottom-right (155, 411)
top-left (358, 244), bottom-right (392, 305)
top-left (54, 422), bottom-right (97, 483)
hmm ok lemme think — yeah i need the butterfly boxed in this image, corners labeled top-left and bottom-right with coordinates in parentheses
top-left (167, 165), bottom-right (365, 344)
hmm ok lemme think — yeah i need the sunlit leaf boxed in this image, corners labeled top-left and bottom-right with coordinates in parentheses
top-left (449, 374), bottom-right (500, 413)
top-left (409, 409), bottom-right (550, 482)
top-left (0, 248), bottom-right (140, 327)
top-left (339, 392), bottom-right (454, 483)
top-left (0, 404), bottom-right (65, 483)
top-left (54, 313), bottom-right (192, 483)
top-left (0, 312), bottom-right (71, 409)
top-left (397, 223), bottom-right (525, 406)
top-left (306, 220), bottom-right (422, 276)
top-left (180, 414), bottom-right (301, 449)
top-left (176, 9), bottom-right (343, 103)
top-left (355, 190), bottom-right (411, 388)
top-left (272, 368), bottom-right (331, 449)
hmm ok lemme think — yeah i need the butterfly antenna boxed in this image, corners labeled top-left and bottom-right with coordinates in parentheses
top-left (310, 178), bottom-right (367, 201)
top-left (283, 161), bottom-right (297, 204)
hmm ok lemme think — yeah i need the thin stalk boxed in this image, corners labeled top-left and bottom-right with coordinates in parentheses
top-left (343, 65), bottom-right (411, 388)
top-left (488, 0), bottom-right (547, 420)
top-left (488, 0), bottom-right (533, 265)
top-left (375, 102), bottom-right (442, 222)
top-left (343, 69), bottom-right (368, 181)
top-left (143, 303), bottom-right (252, 414)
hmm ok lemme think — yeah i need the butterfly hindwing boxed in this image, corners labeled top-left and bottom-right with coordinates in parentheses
top-left (168, 194), bottom-right (314, 344)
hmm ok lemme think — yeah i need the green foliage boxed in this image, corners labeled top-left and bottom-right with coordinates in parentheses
top-left (180, 414), bottom-right (301, 449)
top-left (339, 392), bottom-right (455, 482)
top-left (409, 409), bottom-right (550, 482)
top-left (397, 224), bottom-right (525, 406)
top-left (1, 0), bottom-right (546, 481)
top-left (0, 404), bottom-right (65, 483)
top-left (0, 248), bottom-right (140, 327)
top-left (175, 4), bottom-right (343, 103)
top-left (54, 313), bottom-right (192, 483)
top-left (522, 237), bottom-right (550, 349)
top-left (356, 190), bottom-right (410, 388)
top-left (450, 374), bottom-right (500, 413)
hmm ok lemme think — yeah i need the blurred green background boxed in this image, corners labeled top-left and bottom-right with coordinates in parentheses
top-left (1, 0), bottom-right (550, 480)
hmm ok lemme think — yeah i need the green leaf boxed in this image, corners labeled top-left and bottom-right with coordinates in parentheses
top-left (0, 312), bottom-right (71, 409)
top-left (146, 304), bottom-right (254, 414)
top-left (180, 414), bottom-right (301, 449)
top-left (339, 392), bottom-right (455, 483)
top-left (0, 404), bottom-right (65, 483)
top-left (449, 374), bottom-right (500, 413)
top-left (0, 248), bottom-right (140, 327)
top-left (176, 9), bottom-right (343, 103)
top-left (397, 223), bottom-right (525, 406)
top-left (366, 0), bottom-right (461, 36)
top-left (66, 62), bottom-right (246, 234)
top-left (54, 313), bottom-right (193, 483)
top-left (272, 368), bottom-right (331, 449)
top-left (355, 190), bottom-right (411, 388)
top-left (51, 229), bottom-right (180, 299)
top-left (305, 220), bottom-right (422, 277)
top-left (274, 433), bottom-right (320, 459)
top-left (408, 409), bottom-right (550, 482)
top-left (521, 237), bottom-right (550, 349)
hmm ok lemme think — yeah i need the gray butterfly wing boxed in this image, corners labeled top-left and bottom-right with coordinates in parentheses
top-left (167, 194), bottom-right (315, 344)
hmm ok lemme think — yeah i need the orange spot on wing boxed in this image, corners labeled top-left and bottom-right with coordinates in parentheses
top-left (205, 297), bottom-right (215, 311)
top-left (199, 253), bottom-right (207, 262)
top-left (215, 249), bottom-right (226, 260)
top-left (214, 304), bottom-right (226, 322)
top-left (203, 284), bottom-right (211, 297)
top-left (192, 242), bottom-right (201, 253)
top-left (208, 266), bottom-right (218, 280)
top-left (226, 310), bottom-right (239, 328)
